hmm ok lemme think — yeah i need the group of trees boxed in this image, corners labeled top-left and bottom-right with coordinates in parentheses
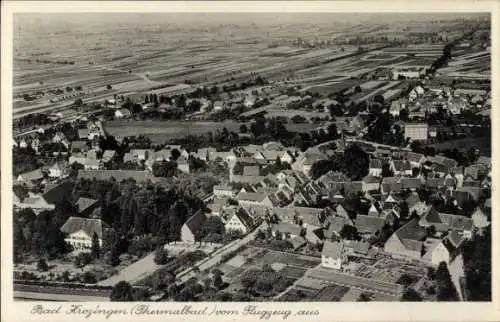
top-left (110, 281), bottom-right (150, 301)
top-left (462, 227), bottom-right (491, 301)
top-left (14, 113), bottom-right (51, 129)
top-left (240, 264), bottom-right (292, 296)
top-left (58, 178), bottom-right (206, 266)
top-left (310, 144), bottom-right (369, 180)
top-left (13, 203), bottom-right (74, 262)
top-left (365, 113), bottom-right (407, 147)
top-left (435, 261), bottom-right (459, 301)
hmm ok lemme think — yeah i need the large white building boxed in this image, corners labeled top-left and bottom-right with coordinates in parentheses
top-left (60, 217), bottom-right (109, 250)
top-left (321, 240), bottom-right (347, 270)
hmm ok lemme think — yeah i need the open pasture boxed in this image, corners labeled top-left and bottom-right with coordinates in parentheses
top-left (104, 119), bottom-right (246, 142)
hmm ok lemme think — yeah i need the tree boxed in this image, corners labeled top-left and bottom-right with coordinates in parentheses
top-left (241, 269), bottom-right (259, 292)
top-left (373, 94), bottom-right (384, 105)
top-left (339, 225), bottom-right (360, 240)
top-left (213, 269), bottom-right (223, 289)
top-left (154, 246), bottom-right (169, 265)
top-left (402, 288), bottom-right (423, 301)
top-left (170, 148), bottom-right (181, 161)
top-left (326, 123), bottom-right (339, 139)
top-left (357, 293), bottom-right (372, 301)
top-left (435, 261), bottom-right (459, 301)
top-left (175, 95), bottom-right (187, 108)
top-left (91, 232), bottom-right (100, 259)
top-left (291, 115), bottom-right (307, 124)
top-left (462, 227), bottom-right (491, 301)
top-left (110, 281), bottom-right (134, 301)
top-left (106, 84), bottom-right (113, 90)
top-left (74, 252), bottom-right (92, 268)
top-left (74, 98), bottom-right (83, 107)
top-left (398, 274), bottom-right (416, 287)
top-left (381, 163), bottom-right (394, 177)
top-left (426, 225), bottom-right (437, 237)
top-left (427, 267), bottom-right (436, 280)
top-left (310, 159), bottom-right (335, 179)
top-left (200, 216), bottom-right (225, 241)
top-left (37, 258), bottom-right (49, 272)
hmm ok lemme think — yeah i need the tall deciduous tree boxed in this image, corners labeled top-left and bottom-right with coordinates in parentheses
top-left (110, 281), bottom-right (134, 301)
top-left (91, 232), bottom-right (100, 259)
top-left (435, 261), bottom-right (459, 301)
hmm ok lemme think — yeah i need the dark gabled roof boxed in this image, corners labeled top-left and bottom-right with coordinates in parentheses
top-left (426, 177), bottom-right (445, 188)
top-left (42, 180), bottom-right (74, 205)
top-left (18, 168), bottom-right (44, 182)
top-left (243, 165), bottom-right (260, 176)
top-left (272, 222), bottom-right (303, 236)
top-left (77, 170), bottom-right (153, 183)
top-left (345, 240), bottom-right (370, 255)
top-left (71, 140), bottom-right (88, 151)
top-left (369, 158), bottom-right (383, 168)
top-left (405, 192), bottom-right (421, 208)
top-left (383, 182), bottom-right (403, 193)
top-left (382, 177), bottom-right (399, 184)
top-left (462, 180), bottom-right (481, 188)
top-left (432, 163), bottom-right (449, 174)
top-left (401, 178), bottom-right (423, 190)
top-left (322, 240), bottom-right (344, 258)
top-left (446, 230), bottom-right (466, 248)
top-left (464, 165), bottom-right (486, 180)
top-left (362, 175), bottom-right (380, 184)
top-left (422, 206), bottom-right (443, 224)
top-left (75, 197), bottom-right (99, 214)
top-left (289, 236), bottom-right (307, 250)
top-left (60, 216), bottom-right (109, 238)
top-left (354, 215), bottom-right (385, 234)
top-left (233, 207), bottom-right (256, 230)
top-left (475, 156), bottom-right (491, 166)
top-left (267, 194), bottom-right (280, 207)
top-left (237, 192), bottom-right (267, 202)
top-left (395, 219), bottom-right (427, 241)
top-left (454, 186), bottom-right (481, 201)
top-left (401, 239), bottom-right (423, 252)
top-left (184, 210), bottom-right (207, 234)
top-left (393, 160), bottom-right (411, 171)
top-left (343, 181), bottom-right (363, 194)
top-left (324, 217), bottom-right (350, 239)
top-left (441, 157), bottom-right (458, 169)
top-left (438, 213), bottom-right (473, 231)
top-left (406, 152), bottom-right (425, 163)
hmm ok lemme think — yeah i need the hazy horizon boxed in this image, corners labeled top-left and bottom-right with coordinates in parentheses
top-left (15, 12), bottom-right (489, 28)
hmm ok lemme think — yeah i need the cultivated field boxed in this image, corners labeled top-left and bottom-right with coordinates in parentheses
top-left (104, 119), bottom-right (248, 142)
top-left (13, 13), bottom-right (471, 119)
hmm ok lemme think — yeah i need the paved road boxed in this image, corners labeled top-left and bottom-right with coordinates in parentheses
top-left (449, 254), bottom-right (465, 301)
top-left (14, 291), bottom-right (109, 301)
top-left (97, 251), bottom-right (162, 287)
top-left (176, 222), bottom-right (266, 284)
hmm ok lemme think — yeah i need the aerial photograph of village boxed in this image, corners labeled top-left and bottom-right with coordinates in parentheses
top-left (11, 12), bottom-right (491, 302)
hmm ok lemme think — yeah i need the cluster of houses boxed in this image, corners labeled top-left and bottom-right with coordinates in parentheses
top-left (388, 83), bottom-right (490, 141)
top-left (176, 138), bottom-right (491, 272)
top-left (13, 115), bottom-right (491, 269)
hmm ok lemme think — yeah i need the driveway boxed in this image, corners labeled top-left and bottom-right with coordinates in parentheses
top-left (97, 251), bottom-right (161, 287)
